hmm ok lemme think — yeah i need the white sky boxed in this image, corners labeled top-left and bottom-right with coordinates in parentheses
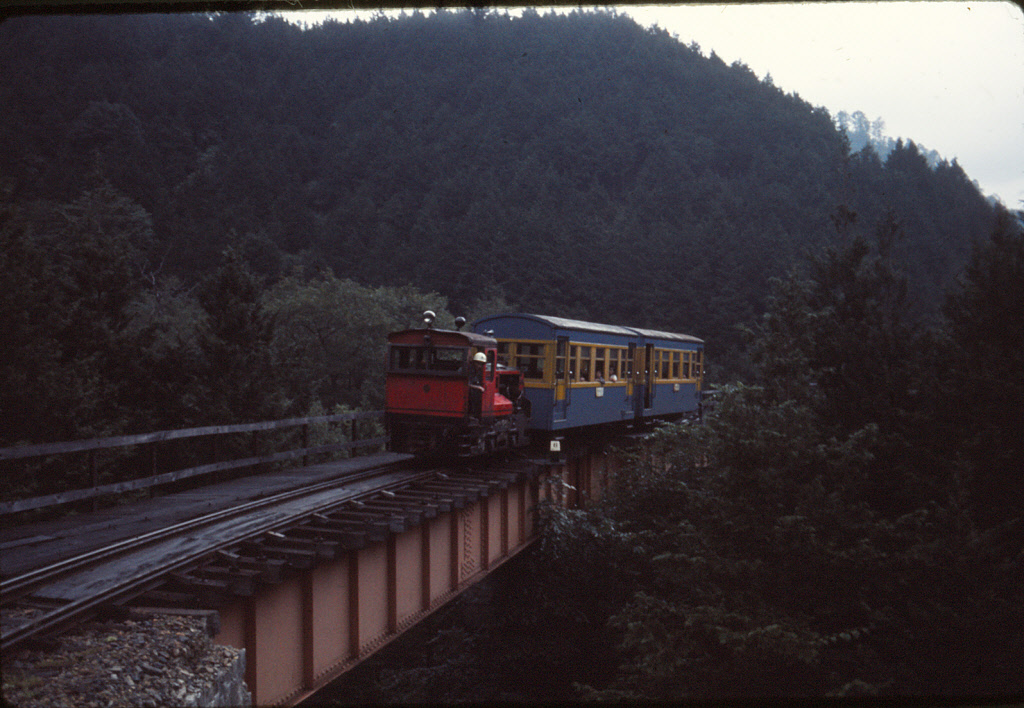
top-left (622, 2), bottom-right (1024, 208)
top-left (283, 2), bottom-right (1024, 207)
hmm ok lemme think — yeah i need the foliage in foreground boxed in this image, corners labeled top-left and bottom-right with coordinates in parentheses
top-left (565, 217), bottom-right (1024, 699)
top-left (576, 417), bottom-right (1021, 699)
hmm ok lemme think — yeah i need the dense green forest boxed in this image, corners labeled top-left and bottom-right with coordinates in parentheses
top-left (2, 10), bottom-right (1021, 699)
top-left (1, 10), bottom-right (1004, 403)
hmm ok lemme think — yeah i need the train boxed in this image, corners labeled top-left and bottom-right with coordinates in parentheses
top-left (384, 311), bottom-right (705, 457)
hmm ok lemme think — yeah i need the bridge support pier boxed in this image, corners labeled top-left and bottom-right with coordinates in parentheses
top-left (544, 437), bottom-right (619, 508)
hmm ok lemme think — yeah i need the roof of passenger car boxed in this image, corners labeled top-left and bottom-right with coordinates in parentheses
top-left (522, 314), bottom-right (637, 336)
top-left (628, 327), bottom-right (704, 344)
top-left (474, 314), bottom-right (703, 344)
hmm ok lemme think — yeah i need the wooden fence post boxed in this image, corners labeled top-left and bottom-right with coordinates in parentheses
top-left (148, 444), bottom-right (157, 499)
top-left (89, 449), bottom-right (98, 511)
top-left (351, 418), bottom-right (358, 458)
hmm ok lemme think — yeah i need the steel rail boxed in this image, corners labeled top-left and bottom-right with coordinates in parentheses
top-left (1, 458), bottom-right (403, 604)
top-left (1, 460), bottom-right (440, 653)
top-left (0, 437), bottom-right (390, 516)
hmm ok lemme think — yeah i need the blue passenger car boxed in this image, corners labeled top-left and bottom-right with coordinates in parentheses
top-left (630, 326), bottom-right (706, 422)
top-left (472, 314), bottom-right (704, 432)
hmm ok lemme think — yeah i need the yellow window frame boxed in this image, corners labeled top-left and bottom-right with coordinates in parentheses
top-left (496, 339), bottom-right (553, 386)
top-left (649, 347), bottom-right (707, 383)
top-left (564, 341), bottom-right (630, 387)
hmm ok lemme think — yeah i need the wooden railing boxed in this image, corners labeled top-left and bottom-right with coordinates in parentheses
top-left (0, 411), bottom-right (386, 515)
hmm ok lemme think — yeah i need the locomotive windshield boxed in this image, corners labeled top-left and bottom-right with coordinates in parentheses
top-left (388, 345), bottom-right (467, 375)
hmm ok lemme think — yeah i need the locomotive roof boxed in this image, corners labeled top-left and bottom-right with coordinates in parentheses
top-left (474, 313), bottom-right (703, 344)
top-left (388, 327), bottom-right (496, 347)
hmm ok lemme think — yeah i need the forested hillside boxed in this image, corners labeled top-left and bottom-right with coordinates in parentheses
top-left (1, 10), bottom-right (1002, 370)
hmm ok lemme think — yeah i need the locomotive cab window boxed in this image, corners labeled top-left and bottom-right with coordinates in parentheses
top-left (389, 345), bottom-right (467, 375)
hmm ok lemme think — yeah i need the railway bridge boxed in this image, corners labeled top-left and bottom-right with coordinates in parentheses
top-left (0, 413), bottom-right (620, 706)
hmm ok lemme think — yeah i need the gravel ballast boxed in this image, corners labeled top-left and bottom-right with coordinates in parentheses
top-left (2, 613), bottom-right (249, 708)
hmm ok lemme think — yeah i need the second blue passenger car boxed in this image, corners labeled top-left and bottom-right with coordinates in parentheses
top-left (472, 314), bottom-right (704, 433)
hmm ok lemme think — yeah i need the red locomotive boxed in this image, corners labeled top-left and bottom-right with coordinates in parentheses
top-left (385, 311), bottom-right (530, 456)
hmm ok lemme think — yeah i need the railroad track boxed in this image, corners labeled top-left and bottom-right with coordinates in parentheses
top-left (0, 459), bottom-right (454, 654)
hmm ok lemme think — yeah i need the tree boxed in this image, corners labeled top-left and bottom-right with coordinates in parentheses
top-left (0, 185), bottom-right (155, 445)
top-left (263, 271), bottom-right (454, 412)
top-left (746, 210), bottom-right (939, 509)
top-left (942, 212), bottom-right (1024, 523)
top-left (194, 246), bottom-right (287, 424)
top-left (119, 275), bottom-right (211, 432)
